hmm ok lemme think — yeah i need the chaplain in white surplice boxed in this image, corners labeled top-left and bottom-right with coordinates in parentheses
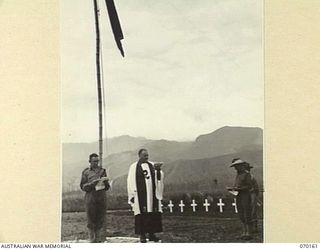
top-left (127, 148), bottom-right (164, 243)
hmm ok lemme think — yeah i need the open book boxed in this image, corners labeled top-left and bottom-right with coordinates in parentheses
top-left (94, 176), bottom-right (109, 191)
top-left (226, 187), bottom-right (239, 196)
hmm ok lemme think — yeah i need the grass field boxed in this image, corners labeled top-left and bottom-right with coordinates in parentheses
top-left (62, 210), bottom-right (263, 243)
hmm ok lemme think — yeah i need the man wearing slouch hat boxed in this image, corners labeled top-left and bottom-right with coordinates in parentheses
top-left (244, 162), bottom-right (260, 234)
top-left (228, 158), bottom-right (253, 240)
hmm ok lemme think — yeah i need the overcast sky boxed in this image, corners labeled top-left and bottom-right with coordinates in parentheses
top-left (61, 0), bottom-right (263, 143)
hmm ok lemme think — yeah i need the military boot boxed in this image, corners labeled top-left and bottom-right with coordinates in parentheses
top-left (148, 233), bottom-right (160, 242)
top-left (236, 224), bottom-right (247, 239)
top-left (95, 229), bottom-right (101, 243)
top-left (88, 228), bottom-right (96, 243)
top-left (140, 234), bottom-right (147, 243)
top-left (95, 228), bottom-right (106, 243)
top-left (242, 224), bottom-right (253, 240)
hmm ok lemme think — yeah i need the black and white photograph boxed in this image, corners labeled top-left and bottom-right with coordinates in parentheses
top-left (61, 0), bottom-right (264, 243)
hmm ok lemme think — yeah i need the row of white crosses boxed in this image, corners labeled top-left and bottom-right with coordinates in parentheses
top-left (160, 198), bottom-right (238, 213)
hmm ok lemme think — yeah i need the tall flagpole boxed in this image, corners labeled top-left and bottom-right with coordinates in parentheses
top-left (93, 0), bottom-right (104, 167)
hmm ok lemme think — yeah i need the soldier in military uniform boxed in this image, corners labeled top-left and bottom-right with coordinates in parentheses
top-left (80, 153), bottom-right (110, 243)
top-left (228, 158), bottom-right (253, 240)
top-left (244, 162), bottom-right (260, 234)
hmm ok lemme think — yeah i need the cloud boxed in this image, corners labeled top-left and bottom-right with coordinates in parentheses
top-left (61, 0), bottom-right (263, 142)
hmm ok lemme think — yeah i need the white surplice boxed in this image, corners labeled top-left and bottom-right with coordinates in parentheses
top-left (127, 161), bottom-right (164, 215)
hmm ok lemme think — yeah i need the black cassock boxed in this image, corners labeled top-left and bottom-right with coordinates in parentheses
top-left (134, 161), bottom-right (162, 234)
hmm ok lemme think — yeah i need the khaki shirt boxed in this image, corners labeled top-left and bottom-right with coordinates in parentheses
top-left (234, 170), bottom-right (253, 191)
top-left (80, 167), bottom-right (107, 192)
top-left (250, 174), bottom-right (259, 195)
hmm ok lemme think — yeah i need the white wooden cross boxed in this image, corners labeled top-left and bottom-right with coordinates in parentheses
top-left (179, 200), bottom-right (185, 213)
top-left (232, 198), bottom-right (238, 213)
top-left (168, 200), bottom-right (174, 213)
top-left (203, 199), bottom-right (211, 212)
top-left (191, 199), bottom-right (198, 212)
top-left (217, 198), bottom-right (225, 213)
top-left (158, 200), bottom-right (163, 212)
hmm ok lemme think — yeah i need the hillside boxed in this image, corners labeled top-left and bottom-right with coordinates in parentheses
top-left (62, 126), bottom-right (263, 193)
top-left (189, 126), bottom-right (262, 159)
top-left (63, 135), bottom-right (150, 165)
top-left (110, 149), bottom-right (263, 195)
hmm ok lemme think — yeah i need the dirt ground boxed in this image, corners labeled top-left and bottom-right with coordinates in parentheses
top-left (61, 210), bottom-right (263, 243)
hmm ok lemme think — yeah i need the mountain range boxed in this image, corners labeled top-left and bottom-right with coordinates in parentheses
top-left (62, 126), bottom-right (263, 195)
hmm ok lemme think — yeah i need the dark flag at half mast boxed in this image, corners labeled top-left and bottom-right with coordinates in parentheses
top-left (105, 0), bottom-right (125, 57)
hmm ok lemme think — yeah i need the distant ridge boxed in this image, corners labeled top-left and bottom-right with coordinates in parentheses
top-left (62, 126), bottom-right (263, 194)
